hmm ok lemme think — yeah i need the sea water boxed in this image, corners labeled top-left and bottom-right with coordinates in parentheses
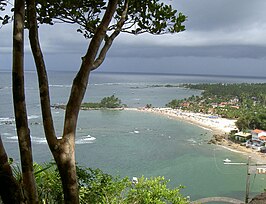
top-left (1, 70), bottom-right (266, 201)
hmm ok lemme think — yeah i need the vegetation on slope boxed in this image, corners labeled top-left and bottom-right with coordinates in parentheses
top-left (13, 162), bottom-right (188, 204)
top-left (166, 83), bottom-right (266, 131)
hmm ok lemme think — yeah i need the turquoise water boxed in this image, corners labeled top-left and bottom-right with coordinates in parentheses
top-left (1, 71), bottom-right (266, 201)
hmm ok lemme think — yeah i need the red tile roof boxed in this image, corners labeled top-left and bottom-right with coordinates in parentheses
top-left (259, 136), bottom-right (266, 141)
top-left (252, 129), bottom-right (265, 134)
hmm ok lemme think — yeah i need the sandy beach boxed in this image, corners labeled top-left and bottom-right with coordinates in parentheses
top-left (125, 107), bottom-right (266, 163)
top-left (126, 107), bottom-right (237, 134)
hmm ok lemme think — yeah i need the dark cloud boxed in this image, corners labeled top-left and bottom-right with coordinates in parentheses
top-left (109, 44), bottom-right (266, 59)
top-left (100, 55), bottom-right (266, 78)
top-left (1, 0), bottom-right (266, 77)
top-left (176, 0), bottom-right (266, 31)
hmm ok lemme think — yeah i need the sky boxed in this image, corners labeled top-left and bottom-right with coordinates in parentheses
top-left (1, 0), bottom-right (266, 77)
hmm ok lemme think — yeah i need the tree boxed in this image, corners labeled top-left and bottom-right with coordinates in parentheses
top-left (1, 0), bottom-right (186, 203)
top-left (21, 162), bottom-right (189, 203)
top-left (12, 0), bottom-right (39, 203)
top-left (0, 0), bottom-right (12, 27)
top-left (100, 95), bottom-right (122, 108)
top-left (0, 136), bottom-right (24, 203)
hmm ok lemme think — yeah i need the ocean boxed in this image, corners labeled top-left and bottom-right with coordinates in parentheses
top-left (1, 70), bottom-right (266, 201)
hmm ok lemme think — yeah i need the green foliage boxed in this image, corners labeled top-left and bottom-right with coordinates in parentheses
top-left (34, 0), bottom-right (186, 38)
top-left (34, 0), bottom-right (106, 38)
top-left (81, 95), bottom-right (124, 109)
top-left (122, 0), bottom-right (186, 35)
top-left (34, 163), bottom-right (63, 203)
top-left (77, 167), bottom-right (130, 204)
top-left (145, 104), bottom-right (153, 108)
top-left (235, 111), bottom-right (266, 131)
top-left (54, 95), bottom-right (125, 109)
top-left (77, 167), bottom-right (188, 204)
top-left (125, 176), bottom-right (187, 204)
top-left (11, 162), bottom-right (188, 204)
top-left (0, 0), bottom-right (7, 12)
top-left (166, 83), bottom-right (266, 130)
top-left (100, 95), bottom-right (123, 108)
top-left (166, 99), bottom-right (181, 109)
top-left (81, 102), bottom-right (102, 109)
top-left (185, 83), bottom-right (266, 99)
top-left (0, 0), bottom-right (11, 26)
top-left (10, 162), bottom-right (63, 203)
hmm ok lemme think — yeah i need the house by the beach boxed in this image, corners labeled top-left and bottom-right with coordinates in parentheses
top-left (234, 131), bottom-right (251, 142)
top-left (243, 129), bottom-right (266, 151)
top-left (251, 129), bottom-right (266, 141)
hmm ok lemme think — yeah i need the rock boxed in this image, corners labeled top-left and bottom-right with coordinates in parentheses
top-left (208, 134), bottom-right (226, 144)
top-left (249, 192), bottom-right (266, 204)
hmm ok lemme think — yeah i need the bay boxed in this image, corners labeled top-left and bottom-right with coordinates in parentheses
top-left (1, 70), bottom-right (266, 201)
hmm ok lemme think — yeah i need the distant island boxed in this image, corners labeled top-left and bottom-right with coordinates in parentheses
top-left (52, 95), bottom-right (126, 110)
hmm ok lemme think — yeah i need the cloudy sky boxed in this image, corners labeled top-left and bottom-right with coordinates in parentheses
top-left (1, 0), bottom-right (266, 77)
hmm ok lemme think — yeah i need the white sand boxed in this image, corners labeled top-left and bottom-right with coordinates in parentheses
top-left (126, 107), bottom-right (237, 134)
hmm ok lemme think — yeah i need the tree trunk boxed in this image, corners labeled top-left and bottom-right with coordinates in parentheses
top-left (0, 136), bottom-right (24, 204)
top-left (56, 1), bottom-right (118, 203)
top-left (12, 0), bottom-right (38, 203)
top-left (26, 0), bottom-right (119, 203)
top-left (53, 136), bottom-right (78, 204)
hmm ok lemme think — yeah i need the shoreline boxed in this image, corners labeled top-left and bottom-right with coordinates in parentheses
top-left (125, 107), bottom-right (266, 163)
top-left (126, 107), bottom-right (237, 134)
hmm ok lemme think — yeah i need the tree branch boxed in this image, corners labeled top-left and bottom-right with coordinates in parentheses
top-left (26, 0), bottom-right (58, 149)
top-left (63, 0), bottom-right (118, 137)
top-left (92, 0), bottom-right (129, 70)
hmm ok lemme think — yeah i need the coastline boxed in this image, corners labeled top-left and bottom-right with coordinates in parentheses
top-left (125, 107), bottom-right (266, 163)
top-left (125, 107), bottom-right (237, 134)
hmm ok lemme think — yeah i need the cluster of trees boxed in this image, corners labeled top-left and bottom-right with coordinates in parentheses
top-left (166, 83), bottom-right (266, 131)
top-left (81, 95), bottom-right (125, 109)
top-left (187, 83), bottom-right (266, 107)
top-left (54, 95), bottom-right (125, 109)
top-left (0, 0), bottom-right (186, 203)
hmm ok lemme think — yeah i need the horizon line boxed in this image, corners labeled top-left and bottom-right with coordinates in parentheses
top-left (1, 69), bottom-right (266, 80)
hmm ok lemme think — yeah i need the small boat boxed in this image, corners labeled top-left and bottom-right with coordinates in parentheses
top-left (132, 177), bottom-right (138, 184)
top-left (223, 158), bottom-right (231, 163)
top-left (83, 135), bottom-right (96, 141)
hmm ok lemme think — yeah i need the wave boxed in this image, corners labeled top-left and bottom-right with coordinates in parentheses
top-left (2, 132), bottom-right (11, 136)
top-left (28, 115), bottom-right (40, 120)
top-left (129, 130), bottom-right (140, 134)
top-left (49, 84), bottom-right (72, 88)
top-left (4, 133), bottom-right (96, 145)
top-left (0, 117), bottom-right (15, 123)
top-left (187, 138), bottom-right (198, 144)
top-left (91, 82), bottom-right (146, 86)
top-left (4, 135), bottom-right (47, 144)
top-left (0, 115), bottom-right (39, 123)
top-left (76, 135), bottom-right (96, 144)
top-left (4, 135), bottom-right (18, 143)
top-left (31, 136), bottom-right (47, 144)
top-left (6, 136), bottom-right (18, 140)
top-left (0, 86), bottom-right (11, 90)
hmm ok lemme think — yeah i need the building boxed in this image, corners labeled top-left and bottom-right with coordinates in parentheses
top-left (251, 129), bottom-right (266, 141)
top-left (234, 132), bottom-right (252, 142)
